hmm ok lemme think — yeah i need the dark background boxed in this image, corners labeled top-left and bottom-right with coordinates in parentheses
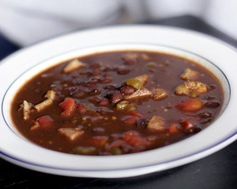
top-left (1, 15), bottom-right (237, 189)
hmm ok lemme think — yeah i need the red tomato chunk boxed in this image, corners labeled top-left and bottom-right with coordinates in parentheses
top-left (59, 98), bottom-right (76, 117)
top-left (32, 115), bottom-right (54, 131)
top-left (123, 131), bottom-right (150, 150)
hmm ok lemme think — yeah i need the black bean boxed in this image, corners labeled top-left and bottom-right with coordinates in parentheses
top-left (75, 91), bottom-right (86, 98)
top-left (91, 68), bottom-right (101, 76)
top-left (67, 86), bottom-right (86, 98)
top-left (105, 92), bottom-right (123, 104)
top-left (204, 96), bottom-right (216, 100)
top-left (122, 54), bottom-right (138, 65)
top-left (111, 93), bottom-right (123, 104)
top-left (199, 112), bottom-right (212, 119)
top-left (91, 63), bottom-right (101, 69)
top-left (89, 96), bottom-right (101, 104)
top-left (120, 85), bottom-right (136, 95)
top-left (104, 85), bottom-right (117, 90)
top-left (67, 86), bottom-right (78, 93)
top-left (136, 119), bottom-right (148, 129)
top-left (90, 116), bottom-right (104, 123)
top-left (101, 78), bottom-right (112, 84)
top-left (99, 99), bottom-right (110, 107)
top-left (205, 101), bottom-right (220, 108)
top-left (89, 88), bottom-right (101, 95)
top-left (102, 66), bottom-right (113, 72)
top-left (84, 83), bottom-right (97, 88)
top-left (77, 104), bottom-right (87, 114)
top-left (200, 118), bottom-right (213, 124)
top-left (121, 116), bottom-right (138, 125)
top-left (92, 127), bottom-right (105, 133)
top-left (116, 66), bottom-right (130, 75)
top-left (81, 83), bottom-right (100, 95)
top-left (209, 85), bottom-right (216, 90)
top-left (88, 77), bottom-right (99, 84)
top-left (111, 133), bottom-right (123, 140)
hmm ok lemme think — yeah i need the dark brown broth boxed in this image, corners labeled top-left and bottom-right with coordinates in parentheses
top-left (11, 51), bottom-right (223, 155)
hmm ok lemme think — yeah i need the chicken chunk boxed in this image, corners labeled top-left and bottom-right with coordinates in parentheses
top-left (22, 100), bottom-right (33, 120)
top-left (125, 88), bottom-right (152, 100)
top-left (58, 128), bottom-right (84, 142)
top-left (147, 116), bottom-right (166, 131)
top-left (31, 122), bottom-right (40, 131)
top-left (152, 88), bottom-right (168, 101)
top-left (35, 90), bottom-right (56, 112)
top-left (181, 68), bottom-right (199, 80)
top-left (175, 81), bottom-right (208, 97)
top-left (45, 90), bottom-right (56, 99)
top-left (63, 59), bottom-right (85, 73)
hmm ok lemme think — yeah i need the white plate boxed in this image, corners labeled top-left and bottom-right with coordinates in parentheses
top-left (1, 25), bottom-right (237, 178)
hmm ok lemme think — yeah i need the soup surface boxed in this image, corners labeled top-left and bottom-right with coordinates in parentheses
top-left (11, 51), bottom-right (223, 155)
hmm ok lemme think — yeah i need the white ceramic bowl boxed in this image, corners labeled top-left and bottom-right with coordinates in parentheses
top-left (1, 25), bottom-right (237, 178)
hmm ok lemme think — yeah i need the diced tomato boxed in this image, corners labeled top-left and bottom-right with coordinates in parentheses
top-left (181, 120), bottom-right (194, 130)
top-left (121, 116), bottom-right (138, 126)
top-left (180, 120), bottom-right (200, 133)
top-left (176, 99), bottom-right (203, 112)
top-left (91, 136), bottom-right (108, 147)
top-left (129, 111), bottom-right (143, 118)
top-left (169, 123), bottom-right (180, 134)
top-left (77, 104), bottom-right (87, 114)
top-left (36, 115), bottom-right (54, 130)
top-left (122, 112), bottom-right (144, 126)
top-left (123, 131), bottom-right (149, 148)
top-left (59, 97), bottom-right (76, 117)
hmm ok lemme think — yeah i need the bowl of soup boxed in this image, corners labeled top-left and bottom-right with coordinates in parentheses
top-left (0, 25), bottom-right (237, 178)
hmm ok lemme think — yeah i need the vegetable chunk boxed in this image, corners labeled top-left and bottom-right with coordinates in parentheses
top-left (59, 97), bottom-right (76, 117)
top-left (58, 128), bottom-right (84, 142)
top-left (64, 59), bottom-right (85, 73)
top-left (147, 116), bottom-right (166, 132)
top-left (22, 100), bottom-right (33, 120)
top-left (31, 115), bottom-right (54, 131)
top-left (123, 131), bottom-right (150, 149)
top-left (35, 90), bottom-right (56, 112)
top-left (181, 68), bottom-right (199, 80)
top-left (175, 81), bottom-right (208, 97)
top-left (152, 88), bottom-right (168, 101)
top-left (176, 99), bottom-right (203, 112)
top-left (125, 88), bottom-right (152, 100)
top-left (126, 74), bottom-right (148, 89)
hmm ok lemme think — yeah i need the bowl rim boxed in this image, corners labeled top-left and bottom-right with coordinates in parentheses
top-left (1, 25), bottom-right (237, 177)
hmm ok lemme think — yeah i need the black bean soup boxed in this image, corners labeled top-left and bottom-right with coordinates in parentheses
top-left (11, 51), bottom-right (223, 155)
